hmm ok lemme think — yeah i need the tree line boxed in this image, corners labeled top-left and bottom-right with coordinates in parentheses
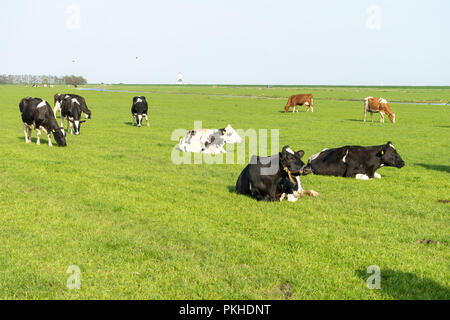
top-left (0, 74), bottom-right (87, 86)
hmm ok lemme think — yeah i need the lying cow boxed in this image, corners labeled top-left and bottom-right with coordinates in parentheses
top-left (236, 146), bottom-right (318, 202)
top-left (19, 97), bottom-right (67, 147)
top-left (131, 96), bottom-right (149, 127)
top-left (179, 124), bottom-right (242, 154)
top-left (61, 96), bottom-right (86, 135)
top-left (54, 93), bottom-right (92, 119)
top-left (285, 94), bottom-right (314, 113)
top-left (364, 96), bottom-right (395, 123)
top-left (307, 141), bottom-right (405, 180)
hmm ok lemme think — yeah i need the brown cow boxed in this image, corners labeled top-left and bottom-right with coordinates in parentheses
top-left (364, 96), bottom-right (395, 123)
top-left (284, 94), bottom-right (314, 113)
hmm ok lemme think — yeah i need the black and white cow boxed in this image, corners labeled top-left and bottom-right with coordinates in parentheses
top-left (19, 97), bottom-right (67, 147)
top-left (236, 146), bottom-right (318, 202)
top-left (307, 141), bottom-right (405, 180)
top-left (179, 124), bottom-right (242, 154)
top-left (131, 96), bottom-right (149, 127)
top-left (54, 93), bottom-right (92, 119)
top-left (60, 96), bottom-right (86, 135)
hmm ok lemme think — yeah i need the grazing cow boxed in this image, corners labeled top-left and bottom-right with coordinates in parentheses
top-left (236, 146), bottom-right (318, 202)
top-left (364, 96), bottom-right (395, 123)
top-left (285, 94), bottom-right (314, 113)
top-left (131, 96), bottom-right (149, 127)
top-left (179, 124), bottom-right (242, 154)
top-left (60, 96), bottom-right (86, 135)
top-left (19, 97), bottom-right (67, 147)
top-left (307, 141), bottom-right (405, 180)
top-left (54, 94), bottom-right (92, 119)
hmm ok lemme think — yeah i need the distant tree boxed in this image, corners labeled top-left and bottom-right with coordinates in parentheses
top-left (64, 75), bottom-right (87, 87)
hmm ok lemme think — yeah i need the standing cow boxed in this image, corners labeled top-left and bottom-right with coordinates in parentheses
top-left (131, 96), bottom-right (149, 127)
top-left (285, 94), bottom-right (314, 113)
top-left (364, 96), bottom-right (395, 123)
top-left (54, 93), bottom-right (92, 119)
top-left (60, 96), bottom-right (86, 135)
top-left (19, 97), bottom-right (67, 147)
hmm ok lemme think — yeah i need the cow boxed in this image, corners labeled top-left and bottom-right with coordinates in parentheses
top-left (285, 94), bottom-right (314, 113)
top-left (54, 93), bottom-right (92, 119)
top-left (60, 96), bottom-right (86, 135)
top-left (235, 146), bottom-right (318, 202)
top-left (131, 96), bottom-right (149, 127)
top-left (307, 141), bottom-right (405, 180)
top-left (364, 96), bottom-right (395, 123)
top-left (179, 124), bottom-right (242, 154)
top-left (19, 97), bottom-right (67, 147)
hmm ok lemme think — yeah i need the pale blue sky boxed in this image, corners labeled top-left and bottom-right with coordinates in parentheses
top-left (1, 0), bottom-right (449, 85)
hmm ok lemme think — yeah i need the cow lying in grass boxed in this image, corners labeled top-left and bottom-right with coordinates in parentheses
top-left (19, 97), bottom-right (67, 147)
top-left (307, 141), bottom-right (405, 180)
top-left (236, 146), bottom-right (319, 202)
top-left (179, 124), bottom-right (242, 154)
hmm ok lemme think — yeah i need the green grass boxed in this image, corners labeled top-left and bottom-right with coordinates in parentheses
top-left (0, 84), bottom-right (448, 299)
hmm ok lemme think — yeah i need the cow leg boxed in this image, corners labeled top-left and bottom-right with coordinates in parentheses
top-left (40, 127), bottom-right (52, 146)
top-left (47, 133), bottom-right (53, 146)
top-left (132, 115), bottom-right (136, 126)
top-left (68, 120), bottom-right (73, 134)
top-left (380, 112), bottom-right (384, 123)
top-left (23, 123), bottom-right (31, 144)
top-left (144, 114), bottom-right (149, 127)
top-left (356, 174), bottom-right (370, 180)
top-left (299, 190), bottom-right (320, 197)
top-left (60, 114), bottom-right (64, 128)
top-left (374, 172), bottom-right (382, 179)
top-left (370, 112), bottom-right (373, 123)
top-left (27, 127), bottom-right (32, 143)
top-left (35, 128), bottom-right (41, 145)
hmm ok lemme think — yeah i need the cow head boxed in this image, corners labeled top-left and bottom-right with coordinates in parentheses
top-left (52, 127), bottom-right (67, 147)
top-left (378, 141), bottom-right (405, 168)
top-left (389, 113), bottom-right (395, 123)
top-left (221, 124), bottom-right (242, 144)
top-left (279, 146), bottom-right (311, 175)
top-left (84, 110), bottom-right (92, 119)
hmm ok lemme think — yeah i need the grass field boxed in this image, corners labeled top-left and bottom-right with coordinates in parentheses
top-left (0, 84), bottom-right (448, 299)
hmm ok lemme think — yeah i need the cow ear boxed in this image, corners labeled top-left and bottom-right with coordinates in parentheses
top-left (52, 129), bottom-right (55, 133)
top-left (387, 141), bottom-right (392, 145)
top-left (296, 150), bottom-right (305, 158)
top-left (221, 129), bottom-right (226, 135)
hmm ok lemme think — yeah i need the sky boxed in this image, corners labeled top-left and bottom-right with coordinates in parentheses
top-left (1, 0), bottom-right (449, 85)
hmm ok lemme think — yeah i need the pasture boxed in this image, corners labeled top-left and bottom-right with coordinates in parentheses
top-left (0, 84), bottom-right (448, 299)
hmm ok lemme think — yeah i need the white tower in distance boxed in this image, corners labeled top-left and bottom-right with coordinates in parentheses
top-left (177, 72), bottom-right (183, 85)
